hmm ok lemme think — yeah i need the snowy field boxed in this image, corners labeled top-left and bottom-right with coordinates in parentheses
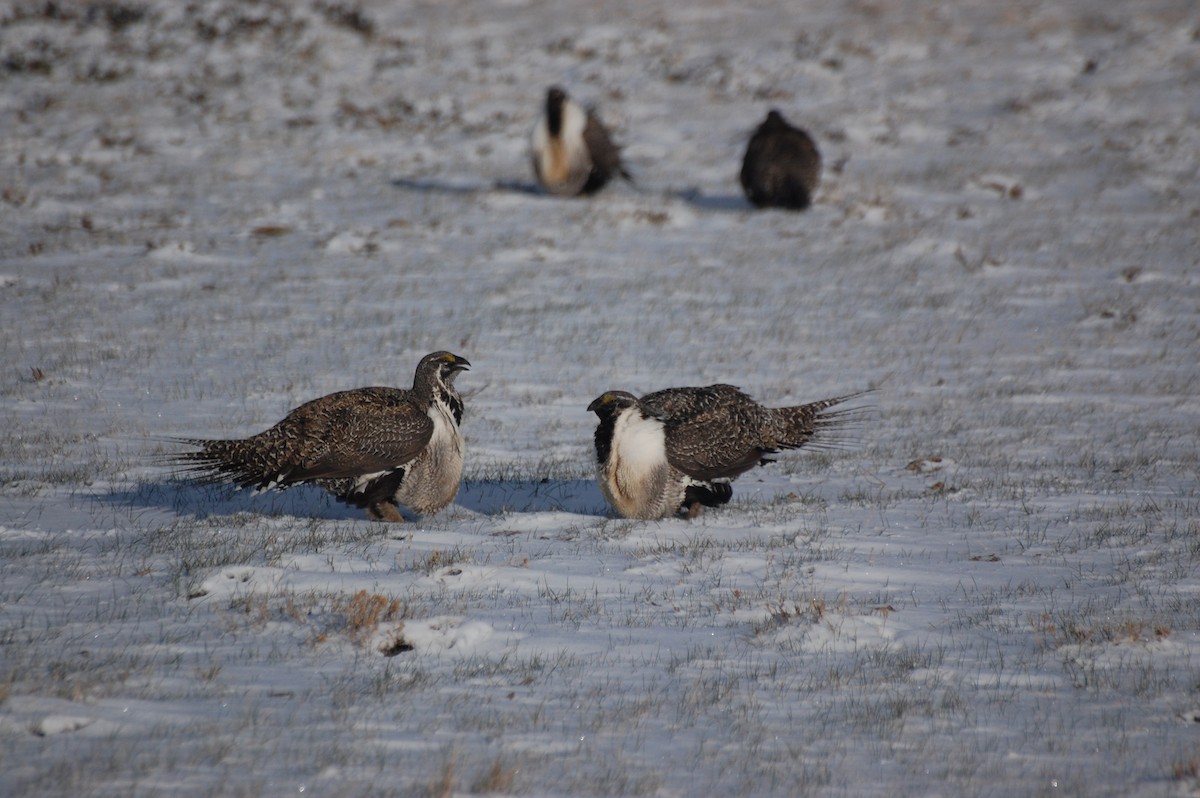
top-left (2, 0), bottom-right (1199, 795)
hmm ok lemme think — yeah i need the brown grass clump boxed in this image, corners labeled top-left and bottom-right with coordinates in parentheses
top-left (331, 590), bottom-right (404, 645)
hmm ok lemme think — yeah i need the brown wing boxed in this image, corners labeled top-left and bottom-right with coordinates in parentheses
top-left (280, 387), bottom-right (433, 482)
top-left (640, 385), bottom-right (773, 482)
top-left (582, 110), bottom-right (632, 185)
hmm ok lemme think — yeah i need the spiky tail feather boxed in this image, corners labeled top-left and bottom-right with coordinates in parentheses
top-left (774, 390), bottom-right (874, 451)
top-left (163, 436), bottom-right (296, 492)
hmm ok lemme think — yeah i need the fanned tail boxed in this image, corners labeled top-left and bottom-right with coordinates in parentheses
top-left (163, 436), bottom-right (297, 492)
top-left (774, 390), bottom-right (874, 451)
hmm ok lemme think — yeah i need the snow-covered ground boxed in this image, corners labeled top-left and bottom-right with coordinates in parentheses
top-left (2, 0), bottom-right (1198, 795)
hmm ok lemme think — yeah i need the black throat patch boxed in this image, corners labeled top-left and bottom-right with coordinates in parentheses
top-left (546, 94), bottom-right (564, 137)
top-left (437, 386), bottom-right (464, 425)
top-left (592, 410), bottom-right (618, 466)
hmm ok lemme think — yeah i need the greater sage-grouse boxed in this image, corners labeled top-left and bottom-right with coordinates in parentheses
top-left (170, 351), bottom-right (470, 522)
top-left (740, 109), bottom-right (822, 210)
top-left (531, 85), bottom-right (632, 196)
top-left (588, 384), bottom-right (866, 519)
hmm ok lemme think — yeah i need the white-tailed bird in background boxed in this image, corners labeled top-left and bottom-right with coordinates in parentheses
top-left (531, 85), bottom-right (632, 196)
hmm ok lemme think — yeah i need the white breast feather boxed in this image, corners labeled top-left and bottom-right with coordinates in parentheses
top-left (612, 409), bottom-right (667, 475)
top-left (607, 408), bottom-right (674, 520)
top-left (427, 399), bottom-right (459, 448)
top-left (558, 100), bottom-right (588, 150)
top-left (531, 99), bottom-right (591, 189)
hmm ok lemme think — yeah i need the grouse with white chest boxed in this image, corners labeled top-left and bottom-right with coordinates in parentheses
top-left (169, 351), bottom-right (470, 522)
top-left (588, 384), bottom-right (867, 520)
top-left (531, 85), bottom-right (632, 196)
top-left (740, 109), bottom-right (822, 210)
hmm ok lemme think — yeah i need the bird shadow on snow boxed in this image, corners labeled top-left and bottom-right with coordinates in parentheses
top-left (102, 478), bottom-right (609, 523)
top-left (103, 480), bottom-right (365, 523)
top-left (455, 478), bottom-right (608, 517)
top-left (391, 175), bottom-right (754, 212)
top-left (391, 176), bottom-right (544, 197)
top-left (672, 187), bottom-right (754, 212)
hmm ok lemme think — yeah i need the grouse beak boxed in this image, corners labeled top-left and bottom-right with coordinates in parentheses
top-left (449, 355), bottom-right (471, 371)
top-left (586, 394), bottom-right (610, 414)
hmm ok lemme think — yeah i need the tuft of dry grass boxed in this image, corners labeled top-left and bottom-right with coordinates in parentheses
top-left (473, 756), bottom-right (519, 793)
top-left (431, 758), bottom-right (456, 798)
top-left (323, 590), bottom-right (405, 646)
top-left (223, 589), bottom-right (408, 651)
top-left (1171, 753), bottom-right (1200, 783)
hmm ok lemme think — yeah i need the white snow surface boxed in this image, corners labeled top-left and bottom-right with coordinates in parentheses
top-left (1, 0), bottom-right (1199, 796)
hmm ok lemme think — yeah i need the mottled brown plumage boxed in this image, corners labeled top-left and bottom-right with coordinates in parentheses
top-left (740, 109), bottom-right (821, 210)
top-left (588, 384), bottom-right (867, 520)
top-left (170, 351), bottom-right (470, 521)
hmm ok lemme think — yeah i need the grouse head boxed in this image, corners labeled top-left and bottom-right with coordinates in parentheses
top-left (587, 390), bottom-right (638, 419)
top-left (413, 350), bottom-right (470, 392)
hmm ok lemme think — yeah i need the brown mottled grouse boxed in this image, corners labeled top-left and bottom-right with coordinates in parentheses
top-left (588, 384), bottom-right (867, 520)
top-left (531, 85), bottom-right (632, 196)
top-left (740, 109), bottom-right (822, 210)
top-left (170, 351), bottom-right (470, 522)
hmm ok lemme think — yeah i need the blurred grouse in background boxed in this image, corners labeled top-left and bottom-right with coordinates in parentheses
top-left (170, 351), bottom-right (470, 522)
top-left (740, 109), bottom-right (822, 210)
top-left (588, 383), bottom-right (867, 520)
top-left (531, 85), bottom-right (632, 196)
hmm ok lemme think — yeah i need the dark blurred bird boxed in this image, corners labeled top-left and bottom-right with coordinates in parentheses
top-left (531, 85), bottom-right (632, 196)
top-left (588, 384), bottom-right (866, 519)
top-left (740, 109), bottom-right (822, 210)
top-left (170, 351), bottom-right (470, 522)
